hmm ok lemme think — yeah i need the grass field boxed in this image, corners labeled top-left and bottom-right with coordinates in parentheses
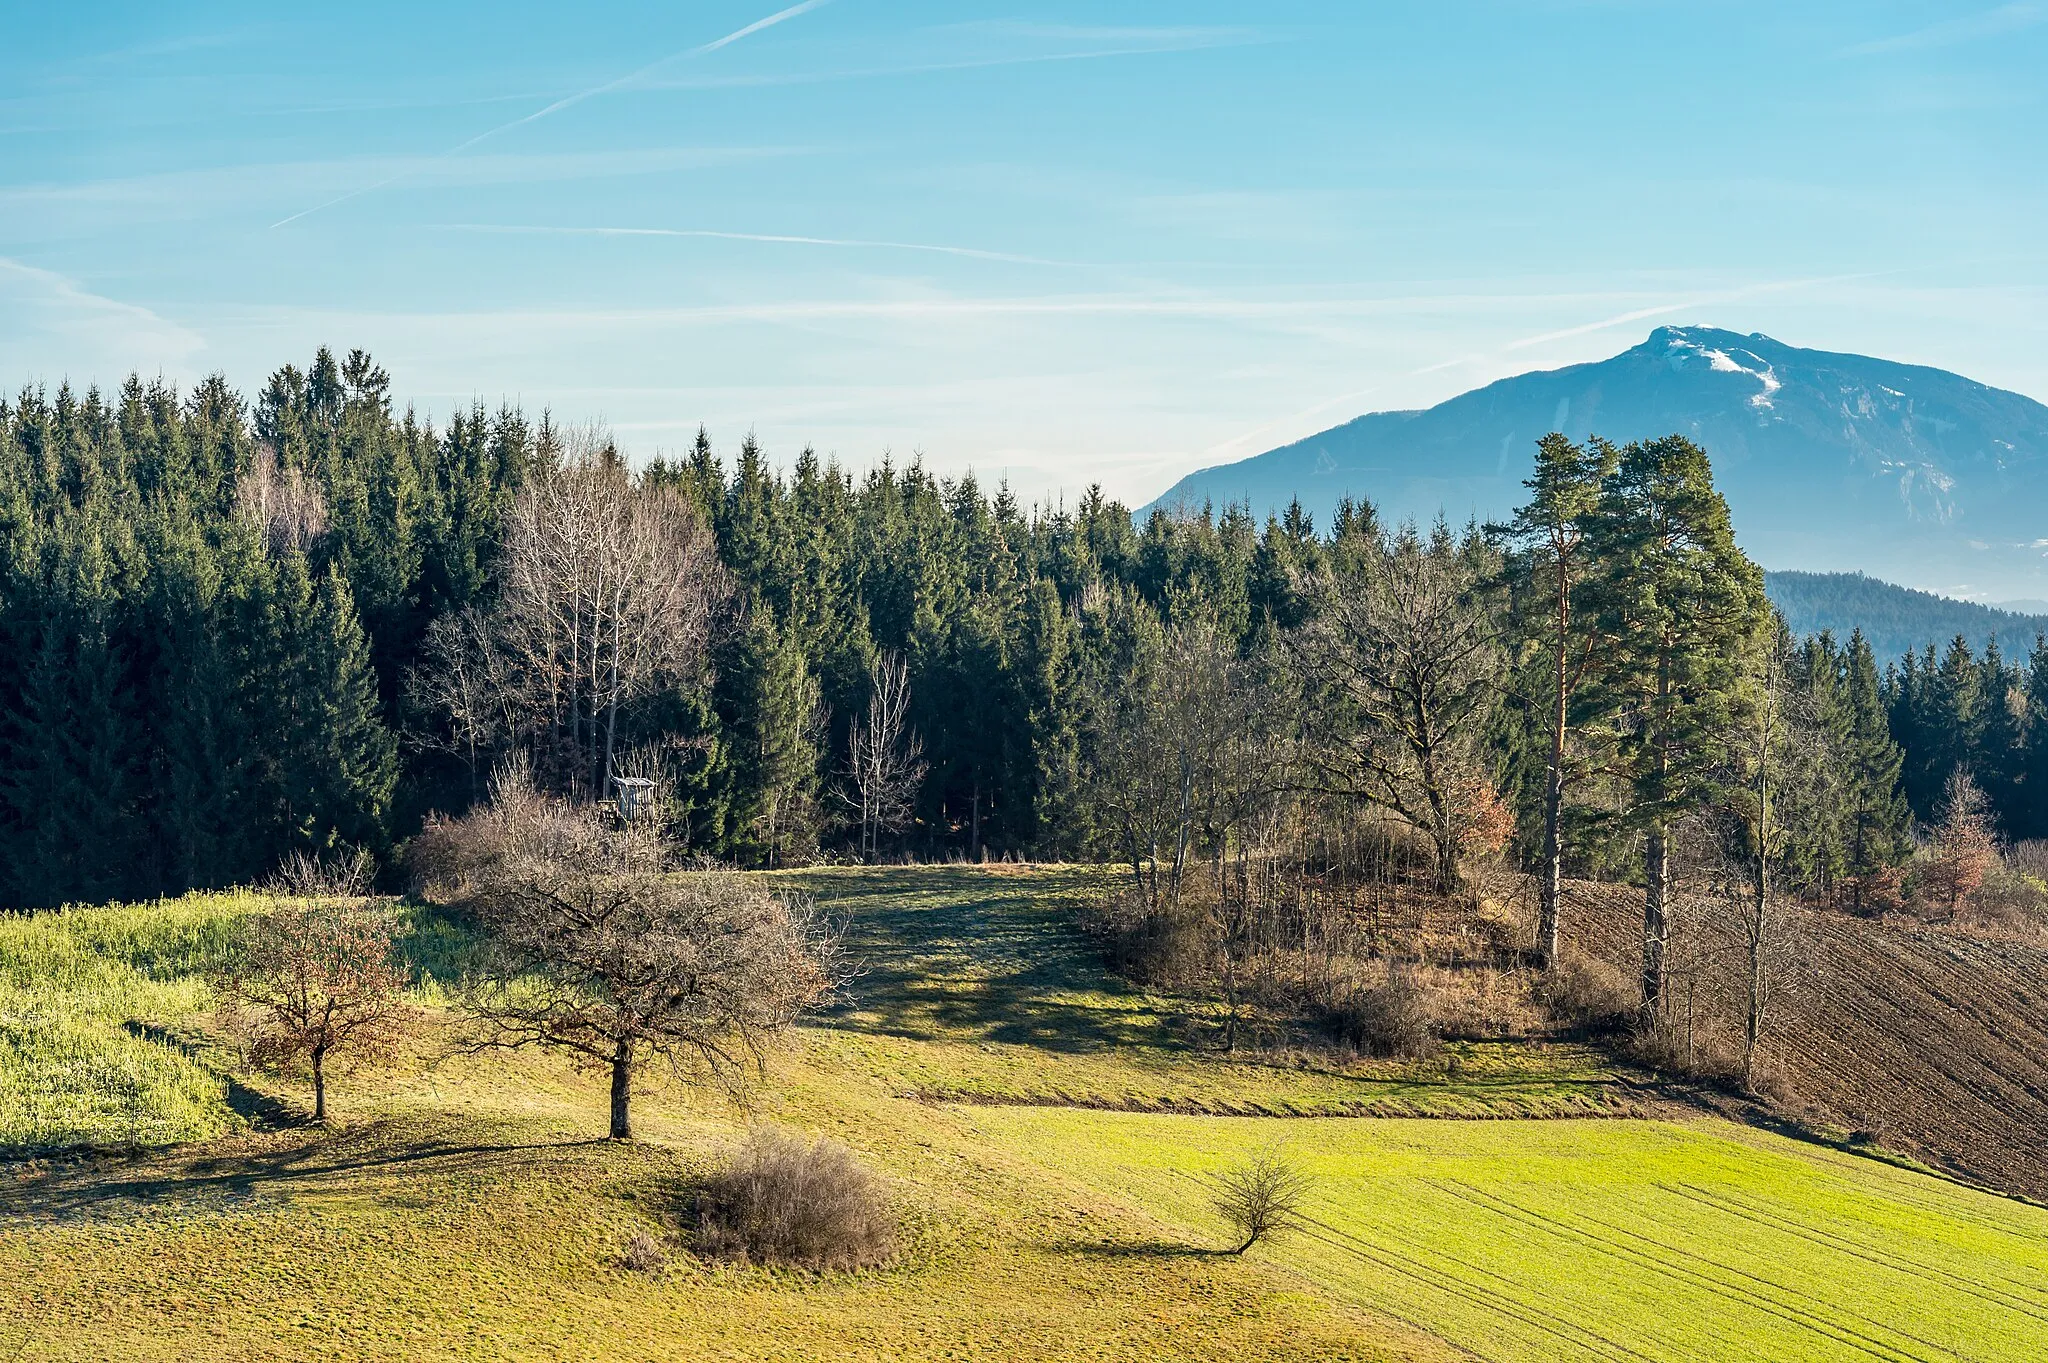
top-left (3, 865), bottom-right (2043, 1361)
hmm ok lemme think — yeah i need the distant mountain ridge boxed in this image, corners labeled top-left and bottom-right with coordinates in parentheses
top-left (1764, 571), bottom-right (2048, 665)
top-left (1147, 326), bottom-right (2048, 598)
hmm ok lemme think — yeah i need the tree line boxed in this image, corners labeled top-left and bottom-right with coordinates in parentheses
top-left (5, 352), bottom-right (2045, 970)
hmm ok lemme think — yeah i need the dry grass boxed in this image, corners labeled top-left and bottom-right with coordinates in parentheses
top-left (11, 866), bottom-right (2045, 1361)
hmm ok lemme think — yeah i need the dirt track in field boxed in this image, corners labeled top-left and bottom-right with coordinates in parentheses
top-left (1562, 881), bottom-right (2048, 1202)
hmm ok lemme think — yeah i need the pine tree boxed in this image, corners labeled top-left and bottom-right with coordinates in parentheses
top-left (1016, 577), bottom-right (1082, 855)
top-left (1491, 433), bottom-right (1616, 966)
top-left (263, 555), bottom-right (398, 862)
top-left (1580, 435), bottom-right (1769, 1018)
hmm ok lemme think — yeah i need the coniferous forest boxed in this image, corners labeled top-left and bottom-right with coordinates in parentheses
top-left (4, 348), bottom-right (2046, 918)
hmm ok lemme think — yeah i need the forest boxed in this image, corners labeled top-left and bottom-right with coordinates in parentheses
top-left (1765, 569), bottom-right (2048, 664)
top-left (4, 349), bottom-right (2045, 974)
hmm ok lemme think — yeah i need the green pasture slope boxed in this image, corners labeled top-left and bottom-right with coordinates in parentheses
top-left (2, 866), bottom-right (2043, 1362)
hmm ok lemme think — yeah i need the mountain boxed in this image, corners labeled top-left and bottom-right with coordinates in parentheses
top-left (1764, 571), bottom-right (2048, 665)
top-left (1147, 327), bottom-right (2048, 598)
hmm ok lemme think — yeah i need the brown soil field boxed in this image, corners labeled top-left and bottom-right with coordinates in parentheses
top-left (1561, 880), bottom-right (2048, 1202)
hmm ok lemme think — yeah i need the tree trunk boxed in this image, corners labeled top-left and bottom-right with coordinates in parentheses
top-left (1538, 761), bottom-right (1564, 965)
top-left (1434, 824), bottom-right (1462, 897)
top-left (609, 1042), bottom-right (633, 1141)
top-left (312, 1045), bottom-right (328, 1124)
top-left (1641, 825), bottom-right (1669, 1023)
top-left (1747, 765), bottom-right (1769, 1091)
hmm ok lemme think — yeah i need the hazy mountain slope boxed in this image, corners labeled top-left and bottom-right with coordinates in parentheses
top-left (1148, 326), bottom-right (2048, 597)
top-left (1765, 571), bottom-right (2048, 663)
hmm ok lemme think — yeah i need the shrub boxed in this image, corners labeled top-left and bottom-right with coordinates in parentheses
top-left (621, 1229), bottom-right (668, 1274)
top-left (1536, 955), bottom-right (1636, 1032)
top-left (693, 1130), bottom-right (896, 1271)
top-left (1080, 890), bottom-right (1211, 986)
top-left (1330, 967), bottom-right (1439, 1059)
top-left (1960, 852), bottom-right (2048, 937)
top-left (1211, 1149), bottom-right (1314, 1254)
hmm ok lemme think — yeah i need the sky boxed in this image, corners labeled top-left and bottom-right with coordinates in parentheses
top-left (4, 1), bottom-right (2045, 506)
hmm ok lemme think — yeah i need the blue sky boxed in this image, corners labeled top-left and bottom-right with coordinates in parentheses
top-left (4, 1), bottom-right (2044, 503)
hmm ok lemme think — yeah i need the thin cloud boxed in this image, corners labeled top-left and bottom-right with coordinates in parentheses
top-left (927, 21), bottom-right (1259, 45)
top-left (206, 290), bottom-right (1688, 338)
top-left (271, 0), bottom-right (833, 229)
top-left (1502, 271), bottom-right (1900, 352)
top-left (6, 148), bottom-right (803, 214)
top-left (441, 0), bottom-right (833, 157)
top-left (1503, 301), bottom-right (1708, 351)
top-left (632, 38), bottom-right (1265, 94)
top-left (435, 223), bottom-right (1090, 268)
top-left (0, 256), bottom-right (206, 374)
top-left (1843, 2), bottom-right (2044, 56)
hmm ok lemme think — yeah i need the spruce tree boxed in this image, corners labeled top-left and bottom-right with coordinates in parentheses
top-left (740, 603), bottom-right (826, 867)
top-left (2016, 635), bottom-right (2048, 841)
top-left (1842, 630), bottom-right (1910, 911)
top-left (1975, 637), bottom-right (2024, 835)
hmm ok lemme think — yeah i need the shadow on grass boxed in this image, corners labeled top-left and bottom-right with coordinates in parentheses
top-left (121, 1021), bottom-right (307, 1132)
top-left (2, 1119), bottom-right (610, 1224)
top-left (1050, 1236), bottom-right (1225, 1258)
top-left (796, 867), bottom-right (1188, 1054)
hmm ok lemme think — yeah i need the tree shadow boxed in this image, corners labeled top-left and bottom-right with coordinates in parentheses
top-left (1048, 1236), bottom-right (1225, 1259)
top-left (802, 867), bottom-right (1190, 1054)
top-left (2, 1120), bottom-right (609, 1224)
top-left (121, 1021), bottom-right (306, 1132)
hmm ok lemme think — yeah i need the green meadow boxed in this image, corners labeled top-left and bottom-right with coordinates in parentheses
top-left (2, 866), bottom-right (2041, 1361)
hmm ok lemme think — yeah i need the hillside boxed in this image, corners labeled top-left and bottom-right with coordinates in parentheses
top-left (1565, 881), bottom-right (2048, 1202)
top-left (1765, 570), bottom-right (2048, 663)
top-left (7, 868), bottom-right (2048, 1361)
top-left (1146, 326), bottom-right (2048, 599)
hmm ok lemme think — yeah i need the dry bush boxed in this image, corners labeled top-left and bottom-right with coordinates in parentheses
top-left (1424, 962), bottom-right (1533, 1039)
top-left (1959, 848), bottom-right (2048, 938)
top-left (693, 1129), bottom-right (896, 1272)
top-left (1329, 966), bottom-right (1439, 1059)
top-left (621, 1229), bottom-right (669, 1274)
top-left (1211, 1149), bottom-right (1314, 1254)
top-left (268, 847), bottom-right (376, 899)
top-left (1627, 1006), bottom-right (1742, 1082)
top-left (1536, 955), bottom-right (1636, 1032)
top-left (1081, 889), bottom-right (1213, 986)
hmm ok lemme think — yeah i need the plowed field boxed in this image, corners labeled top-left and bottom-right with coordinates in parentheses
top-left (1563, 882), bottom-right (2048, 1200)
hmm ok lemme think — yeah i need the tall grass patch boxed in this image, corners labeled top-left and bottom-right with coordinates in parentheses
top-left (0, 894), bottom-right (255, 1151)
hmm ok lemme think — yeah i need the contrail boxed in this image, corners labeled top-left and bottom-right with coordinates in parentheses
top-left (438, 223), bottom-right (1083, 267)
top-left (271, 0), bottom-right (834, 229)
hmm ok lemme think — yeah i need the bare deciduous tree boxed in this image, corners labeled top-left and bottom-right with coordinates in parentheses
top-left (1085, 614), bottom-right (1291, 916)
top-left (1210, 1149), bottom-right (1314, 1254)
top-left (413, 427), bottom-right (727, 799)
top-left (1924, 768), bottom-right (1996, 919)
top-left (1292, 522), bottom-right (1504, 894)
top-left (215, 854), bottom-right (411, 1124)
top-left (419, 768), bottom-right (837, 1140)
top-left (235, 443), bottom-right (330, 555)
top-left (845, 652), bottom-right (926, 859)
top-left (1720, 620), bottom-right (1817, 1089)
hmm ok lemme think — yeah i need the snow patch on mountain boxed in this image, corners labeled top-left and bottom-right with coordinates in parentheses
top-left (1660, 329), bottom-right (1782, 409)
